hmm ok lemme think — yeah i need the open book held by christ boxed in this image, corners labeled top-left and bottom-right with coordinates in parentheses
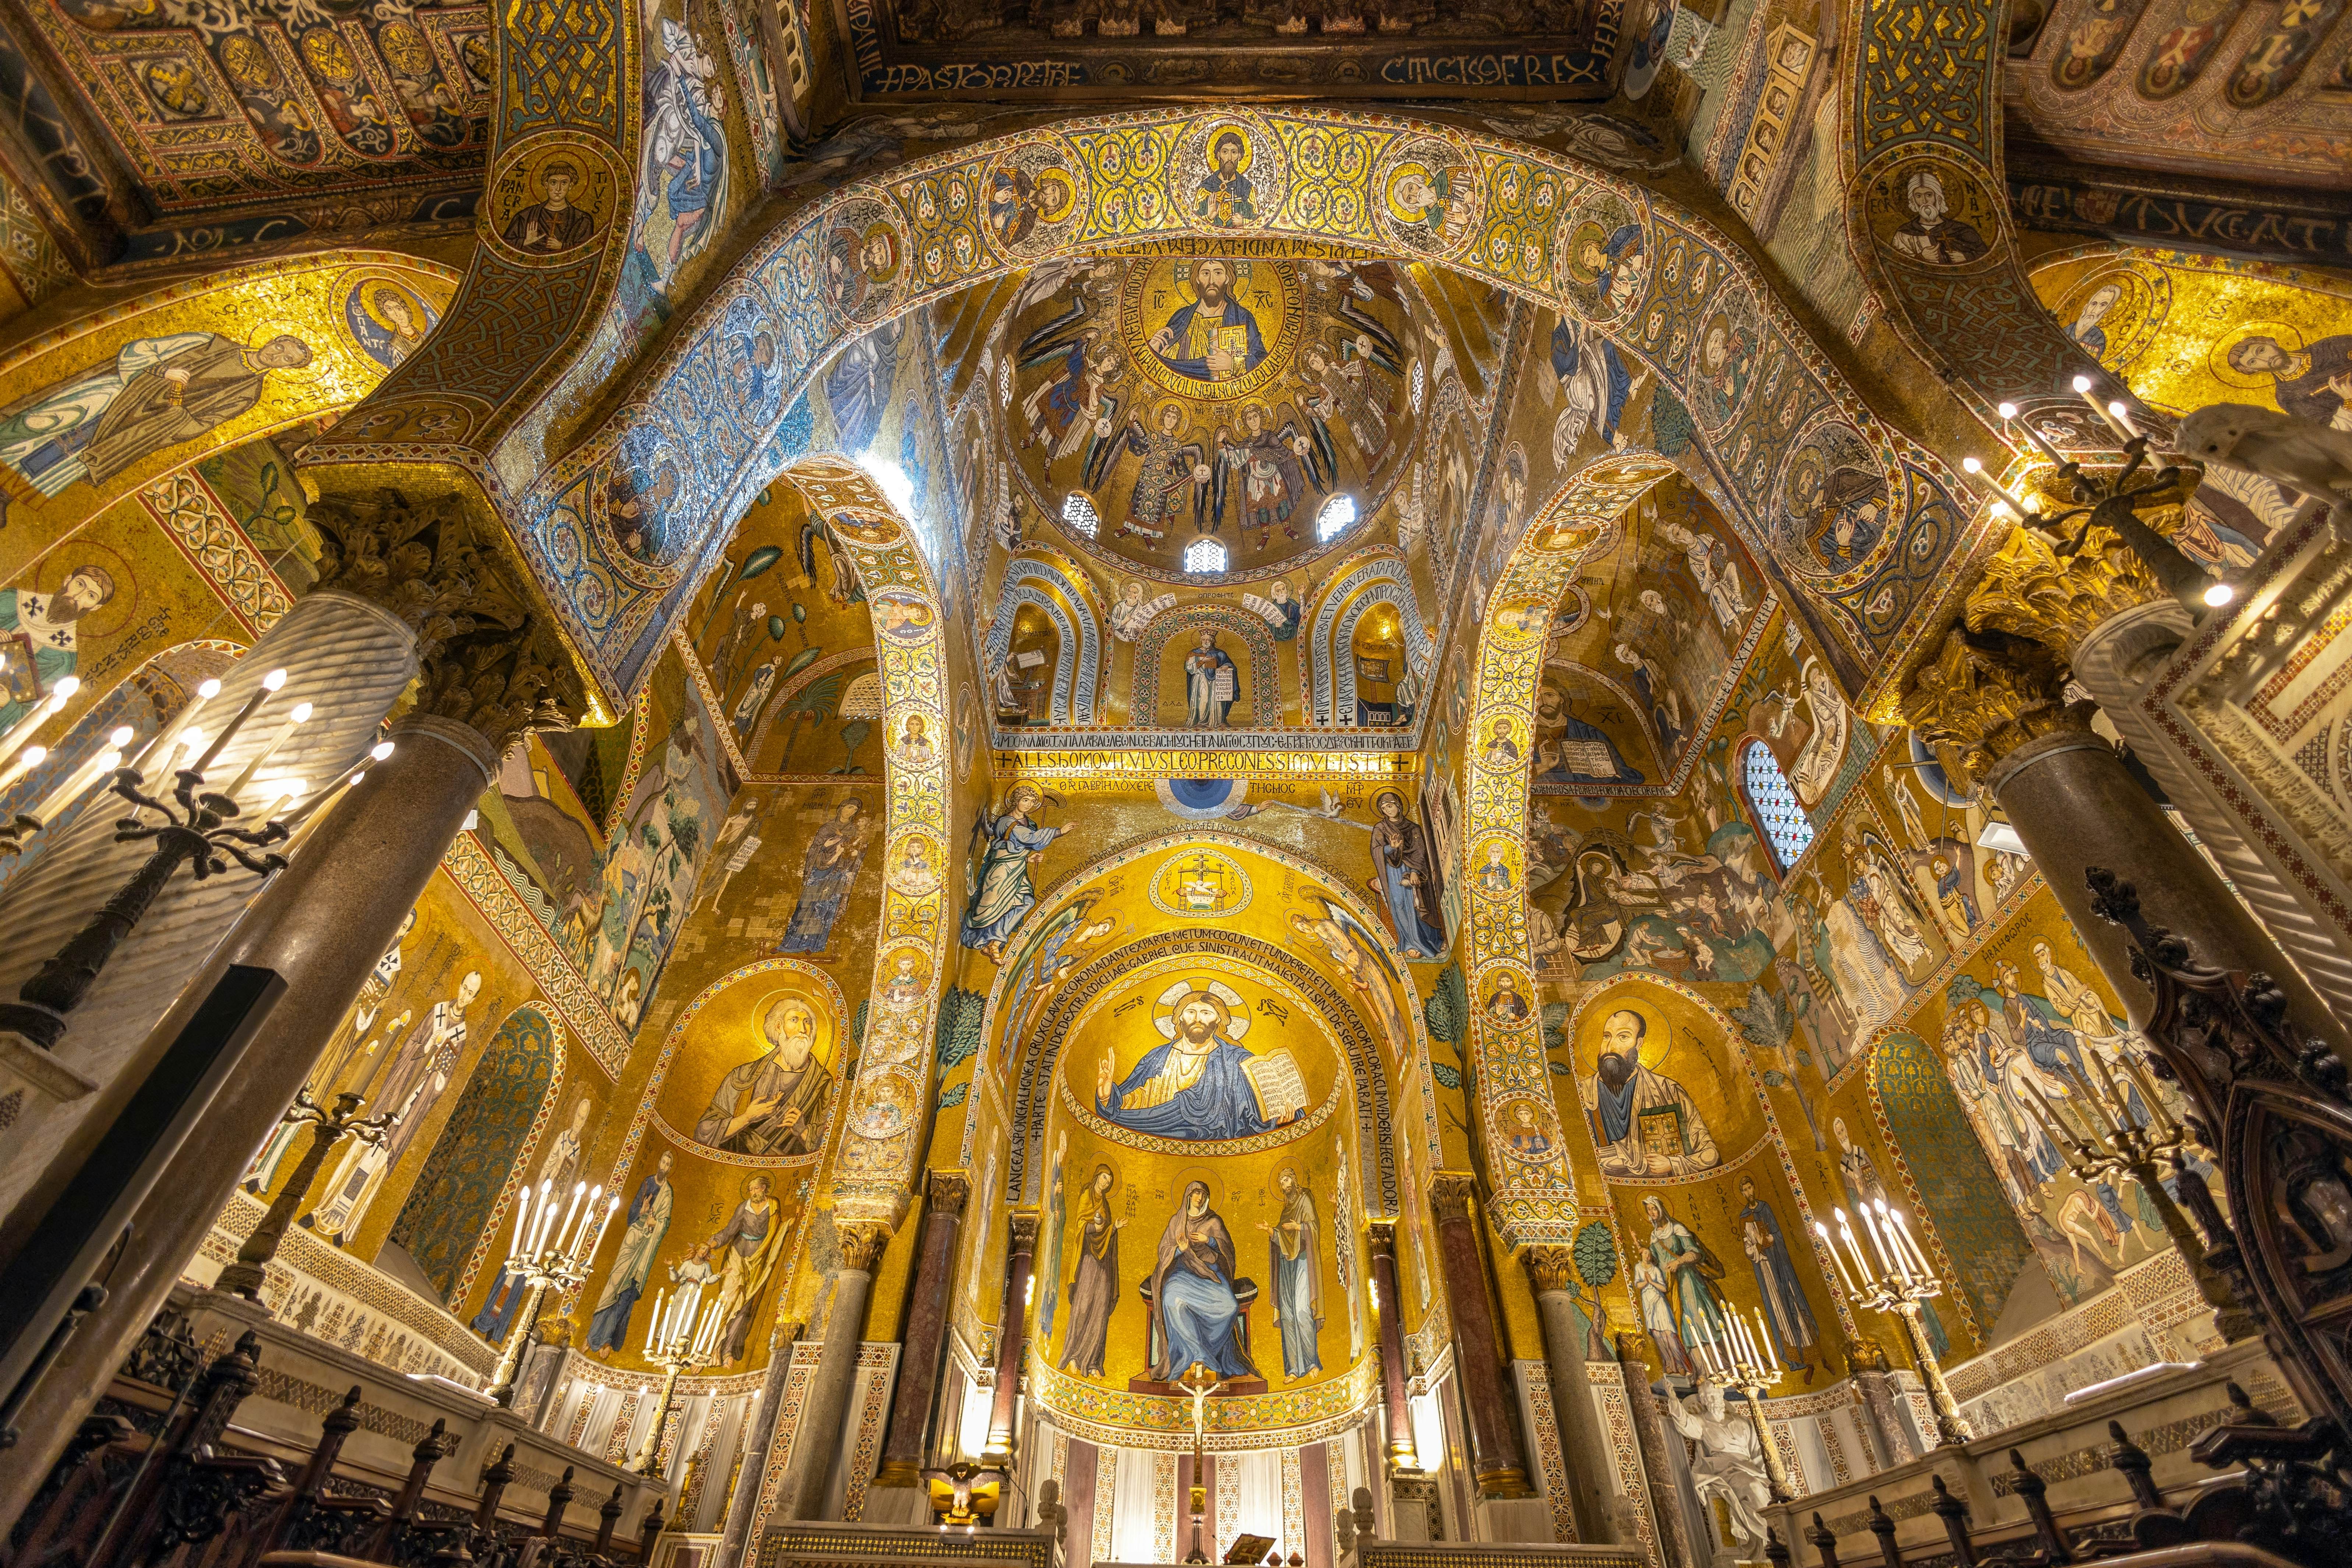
top-left (1242, 1050), bottom-right (1308, 1125)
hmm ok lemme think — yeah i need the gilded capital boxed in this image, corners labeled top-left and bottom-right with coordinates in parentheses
top-left (309, 487), bottom-right (588, 752)
top-left (1429, 1172), bottom-right (1479, 1225)
top-left (1367, 1217), bottom-right (1399, 1260)
top-left (1897, 628), bottom-right (2092, 785)
top-left (836, 1219), bottom-right (893, 1273)
top-left (1964, 522), bottom-right (2167, 662)
top-left (1520, 1244), bottom-right (1576, 1295)
top-left (925, 1170), bottom-right (971, 1215)
top-left (1008, 1212), bottom-right (1040, 1250)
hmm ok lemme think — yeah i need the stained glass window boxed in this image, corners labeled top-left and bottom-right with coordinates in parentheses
top-left (1184, 536), bottom-right (1227, 574)
top-left (1061, 491), bottom-right (1100, 537)
top-left (1742, 739), bottom-right (1814, 871)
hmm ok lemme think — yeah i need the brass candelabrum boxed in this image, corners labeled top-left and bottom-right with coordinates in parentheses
top-left (625, 1277), bottom-right (724, 1475)
top-left (1965, 378), bottom-right (2229, 614)
top-left (0, 665), bottom-right (385, 1053)
top-left (1816, 1200), bottom-right (1974, 1448)
top-left (215, 1088), bottom-right (396, 1299)
top-left (1686, 1304), bottom-right (1795, 1503)
top-left (483, 1177), bottom-right (620, 1407)
top-left (2016, 1045), bottom-right (2255, 1340)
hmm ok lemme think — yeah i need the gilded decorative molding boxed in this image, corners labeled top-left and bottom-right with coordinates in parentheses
top-left (926, 1170), bottom-right (972, 1216)
top-left (1520, 1244), bottom-right (1576, 1296)
top-left (835, 1220), bottom-right (894, 1274)
top-left (310, 488), bottom-right (590, 752)
top-left (1898, 629), bottom-right (2091, 785)
top-left (1963, 524), bottom-right (2168, 663)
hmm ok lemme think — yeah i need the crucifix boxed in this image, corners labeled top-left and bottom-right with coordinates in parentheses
top-left (1175, 1359), bottom-right (1228, 1564)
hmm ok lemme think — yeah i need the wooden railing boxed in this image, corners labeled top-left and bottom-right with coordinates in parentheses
top-left (5, 1315), bottom-right (666, 1568)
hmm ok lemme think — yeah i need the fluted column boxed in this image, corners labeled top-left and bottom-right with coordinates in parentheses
top-left (1522, 1246), bottom-right (1612, 1541)
top-left (985, 1212), bottom-right (1038, 1465)
top-left (1903, 614), bottom-right (2346, 1050)
top-left (867, 1171), bottom-right (968, 1521)
top-left (1367, 1220), bottom-right (1418, 1470)
top-left (1427, 1175), bottom-right (1530, 1500)
top-left (774, 1219), bottom-right (891, 1523)
top-left (0, 489), bottom-right (584, 1534)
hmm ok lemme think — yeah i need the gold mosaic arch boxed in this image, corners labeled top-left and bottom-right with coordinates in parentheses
top-left (764, 457), bottom-right (958, 1231)
top-left (971, 828), bottom-right (1447, 1199)
top-left (1463, 453), bottom-right (1680, 1245)
top-left (479, 106), bottom-right (1994, 716)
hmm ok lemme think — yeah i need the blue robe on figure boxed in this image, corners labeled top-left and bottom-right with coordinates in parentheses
top-left (1099, 1039), bottom-right (1273, 1141)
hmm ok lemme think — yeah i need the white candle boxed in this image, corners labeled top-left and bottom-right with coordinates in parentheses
top-left (191, 669), bottom-right (285, 776)
top-left (645, 1290), bottom-right (666, 1353)
top-left (1856, 1202), bottom-right (1895, 1279)
top-left (222, 701), bottom-right (312, 803)
top-left (0, 677), bottom-right (78, 768)
top-left (1871, 1203), bottom-right (1914, 1283)
top-left (2107, 401), bottom-right (2142, 440)
top-left (1889, 1209), bottom-right (1933, 1280)
top-left (2073, 376), bottom-right (2131, 444)
top-left (554, 1181), bottom-right (585, 1259)
top-left (1756, 1310), bottom-right (1781, 1378)
top-left (1816, 1222), bottom-right (1862, 1296)
top-left (530, 1180), bottom-right (558, 1254)
top-left (0, 744), bottom-right (46, 794)
top-left (567, 1184), bottom-right (604, 1261)
top-left (30, 747), bottom-right (122, 825)
top-left (511, 1184), bottom-right (535, 1260)
top-left (586, 1193), bottom-right (620, 1264)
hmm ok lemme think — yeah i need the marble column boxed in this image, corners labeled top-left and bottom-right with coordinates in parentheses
top-left (985, 1212), bottom-right (1037, 1464)
top-left (0, 489), bottom-right (582, 1534)
top-left (715, 1318), bottom-right (801, 1568)
top-left (866, 1171), bottom-right (968, 1524)
top-left (1521, 1246), bottom-right (1613, 1542)
top-left (1427, 1175), bottom-right (1530, 1499)
top-left (1367, 1220), bottom-right (1418, 1470)
top-left (774, 1220), bottom-right (891, 1522)
top-left (1615, 1335), bottom-right (1698, 1568)
top-left (1910, 527), bottom-right (2348, 1049)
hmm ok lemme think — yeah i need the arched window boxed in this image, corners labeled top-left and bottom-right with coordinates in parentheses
top-left (1409, 358), bottom-right (1426, 415)
top-left (1741, 740), bottom-right (1815, 872)
top-left (1316, 493), bottom-right (1359, 542)
top-left (1184, 536), bottom-right (1227, 575)
top-left (1061, 491), bottom-right (1100, 538)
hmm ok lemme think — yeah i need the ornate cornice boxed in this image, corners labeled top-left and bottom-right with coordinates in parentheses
top-left (1898, 628), bottom-right (2094, 786)
top-left (1964, 523), bottom-right (2168, 663)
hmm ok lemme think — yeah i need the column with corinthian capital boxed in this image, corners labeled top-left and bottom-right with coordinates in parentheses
top-left (772, 1219), bottom-right (892, 1525)
top-left (0, 487), bottom-right (588, 1534)
top-left (1521, 1245), bottom-right (1614, 1541)
top-left (1901, 565), bottom-right (2345, 1052)
top-left (864, 1170), bottom-right (969, 1525)
top-left (1367, 1220), bottom-right (1418, 1470)
top-left (1428, 1174), bottom-right (1542, 1540)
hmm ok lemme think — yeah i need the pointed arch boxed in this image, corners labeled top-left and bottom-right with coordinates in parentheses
top-left (1462, 454), bottom-right (1681, 1245)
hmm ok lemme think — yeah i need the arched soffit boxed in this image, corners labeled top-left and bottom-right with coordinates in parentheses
top-left (987, 552), bottom-right (1104, 723)
top-left (763, 458), bottom-right (955, 1229)
top-left (1464, 452), bottom-right (1680, 1245)
top-left (294, 0), bottom-right (645, 488)
top-left (1308, 554), bottom-right (1431, 726)
top-left (507, 108), bottom-right (1987, 716)
top-left (1131, 605), bottom-right (1279, 727)
top-left (0, 251), bottom-right (461, 580)
top-left (978, 828), bottom-right (1443, 1204)
top-left (1840, 0), bottom-right (2096, 430)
